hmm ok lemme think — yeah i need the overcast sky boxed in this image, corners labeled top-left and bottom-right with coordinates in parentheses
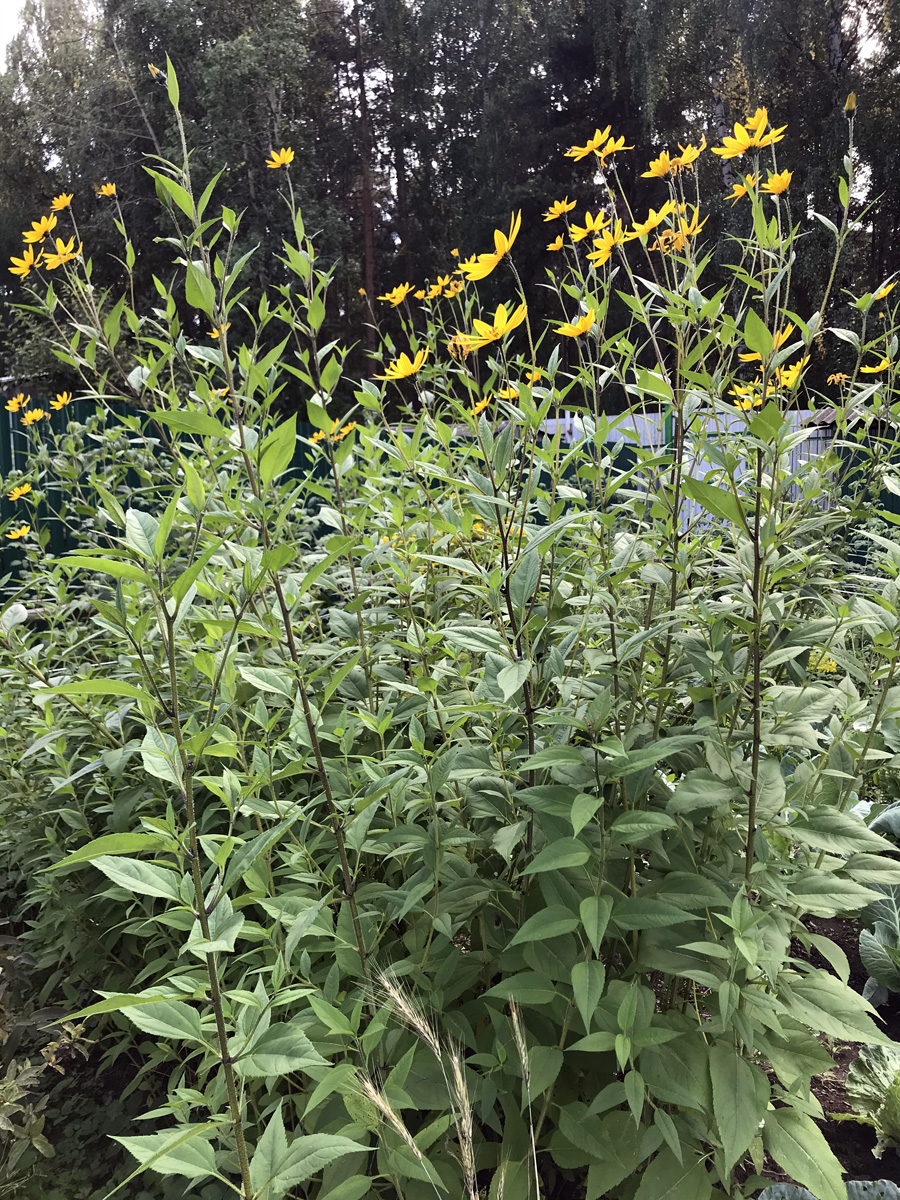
top-left (0, 2), bottom-right (23, 58)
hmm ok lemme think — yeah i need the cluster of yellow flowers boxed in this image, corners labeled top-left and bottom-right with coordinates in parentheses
top-left (310, 417), bottom-right (357, 445)
top-left (8, 193), bottom-right (82, 279)
top-left (4, 391), bottom-right (73, 423)
top-left (6, 471), bottom-right (32, 539)
top-left (727, 325), bottom-right (812, 408)
top-left (367, 107), bottom-right (811, 393)
top-left (808, 650), bottom-right (838, 673)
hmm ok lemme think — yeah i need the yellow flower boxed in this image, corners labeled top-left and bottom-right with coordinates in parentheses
top-left (570, 210), bottom-right (608, 242)
top-left (9, 245), bottom-right (41, 278)
top-left (860, 356), bottom-right (892, 373)
top-left (358, 287), bottom-right (366, 296)
top-left (586, 219), bottom-right (635, 266)
top-left (729, 385), bottom-right (764, 410)
top-left (6, 524), bottom-right (31, 540)
top-left (427, 283), bottom-right (443, 299)
top-left (377, 282), bottom-right (413, 307)
top-left (555, 308), bottom-right (596, 338)
top-left (470, 397), bottom-right (490, 416)
top-left (265, 147), bottom-right (294, 169)
top-left (457, 211), bottom-right (521, 281)
top-left (50, 391), bottom-right (73, 410)
top-left (827, 372), bottom-right (850, 386)
top-left (497, 386), bottom-right (519, 399)
top-left (712, 112), bottom-right (787, 159)
top-left (844, 93), bottom-right (857, 114)
top-left (775, 356), bottom-right (809, 389)
top-left (739, 323), bottom-right (796, 363)
top-left (564, 126), bottom-right (612, 161)
top-left (727, 173), bottom-right (758, 205)
top-left (148, 62), bottom-right (162, 77)
top-left (457, 301), bottom-right (527, 352)
top-left (5, 393), bottom-right (29, 412)
top-left (22, 214), bottom-right (57, 244)
top-left (7, 483), bottom-right (32, 501)
top-left (310, 429), bottom-right (326, 443)
top-left (444, 279), bottom-right (464, 296)
top-left (333, 421), bottom-right (356, 441)
top-left (546, 234), bottom-right (565, 251)
top-left (50, 193), bottom-right (73, 211)
top-left (375, 347), bottom-right (429, 380)
top-left (21, 408), bottom-right (48, 426)
top-left (599, 135), bottom-right (633, 163)
top-left (42, 236), bottom-right (82, 270)
top-left (672, 136), bottom-right (706, 171)
top-left (414, 288), bottom-right (426, 299)
top-left (98, 182), bottom-right (117, 197)
top-left (761, 170), bottom-right (792, 195)
top-left (641, 151), bottom-right (675, 179)
top-left (542, 197), bottom-right (577, 221)
top-left (808, 650), bottom-right (837, 673)
top-left (208, 323), bottom-right (231, 338)
top-left (874, 282), bottom-right (897, 301)
top-left (450, 247), bottom-right (459, 257)
top-left (631, 200), bottom-right (676, 237)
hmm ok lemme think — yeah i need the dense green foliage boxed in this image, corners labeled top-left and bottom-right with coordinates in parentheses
top-left (2, 67), bottom-right (900, 1199)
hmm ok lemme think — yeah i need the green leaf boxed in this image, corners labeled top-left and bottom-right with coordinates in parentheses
top-left (633, 1147), bottom-right (711, 1200)
top-left (63, 993), bottom-right (173, 1021)
top-left (521, 838), bottom-right (590, 875)
top-left (528, 1045), bottom-right (564, 1097)
top-left (260, 415), bottom-right (298, 486)
top-left (273, 1135), bottom-right (367, 1189)
top-left (40, 678), bottom-right (159, 707)
top-left (612, 898), bottom-right (700, 930)
top-left (250, 1102), bottom-right (289, 1200)
top-left (48, 833), bottom-right (168, 869)
top-left (521, 745), bottom-right (586, 770)
top-left (141, 727), bottom-right (182, 786)
top-left (92, 855), bottom-right (182, 902)
top-left (781, 973), bottom-right (893, 1044)
top-left (238, 664), bottom-right (296, 698)
top-left (580, 896), bottom-right (612, 955)
top-left (743, 307), bottom-right (774, 359)
top-left (789, 807), bottom-right (890, 855)
top-left (509, 553), bottom-right (540, 610)
top-left (62, 556), bottom-right (152, 585)
top-left (122, 999), bottom-right (205, 1044)
top-left (762, 1107), bottom-right (846, 1200)
top-left (125, 509), bottom-right (159, 560)
top-left (165, 56), bottom-right (180, 107)
top-left (609, 811), bottom-right (677, 842)
top-left (483, 971), bottom-right (557, 1005)
top-left (147, 169), bottom-right (195, 220)
top-left (185, 261), bottom-right (216, 316)
top-left (113, 1125), bottom-right (216, 1181)
top-left (185, 892), bottom-right (245, 957)
top-left (681, 478), bottom-right (746, 527)
top-left (151, 409), bottom-right (228, 438)
top-left (509, 905), bottom-right (579, 946)
top-left (234, 1022), bottom-right (329, 1077)
top-left (572, 959), bottom-right (606, 1028)
top-left (497, 659), bottom-right (531, 701)
top-left (710, 1044), bottom-right (768, 1172)
top-left (223, 817), bottom-right (297, 892)
top-left (442, 625), bottom-right (507, 654)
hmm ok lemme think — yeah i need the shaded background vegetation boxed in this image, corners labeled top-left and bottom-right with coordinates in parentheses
top-left (0, 0), bottom-right (898, 397)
